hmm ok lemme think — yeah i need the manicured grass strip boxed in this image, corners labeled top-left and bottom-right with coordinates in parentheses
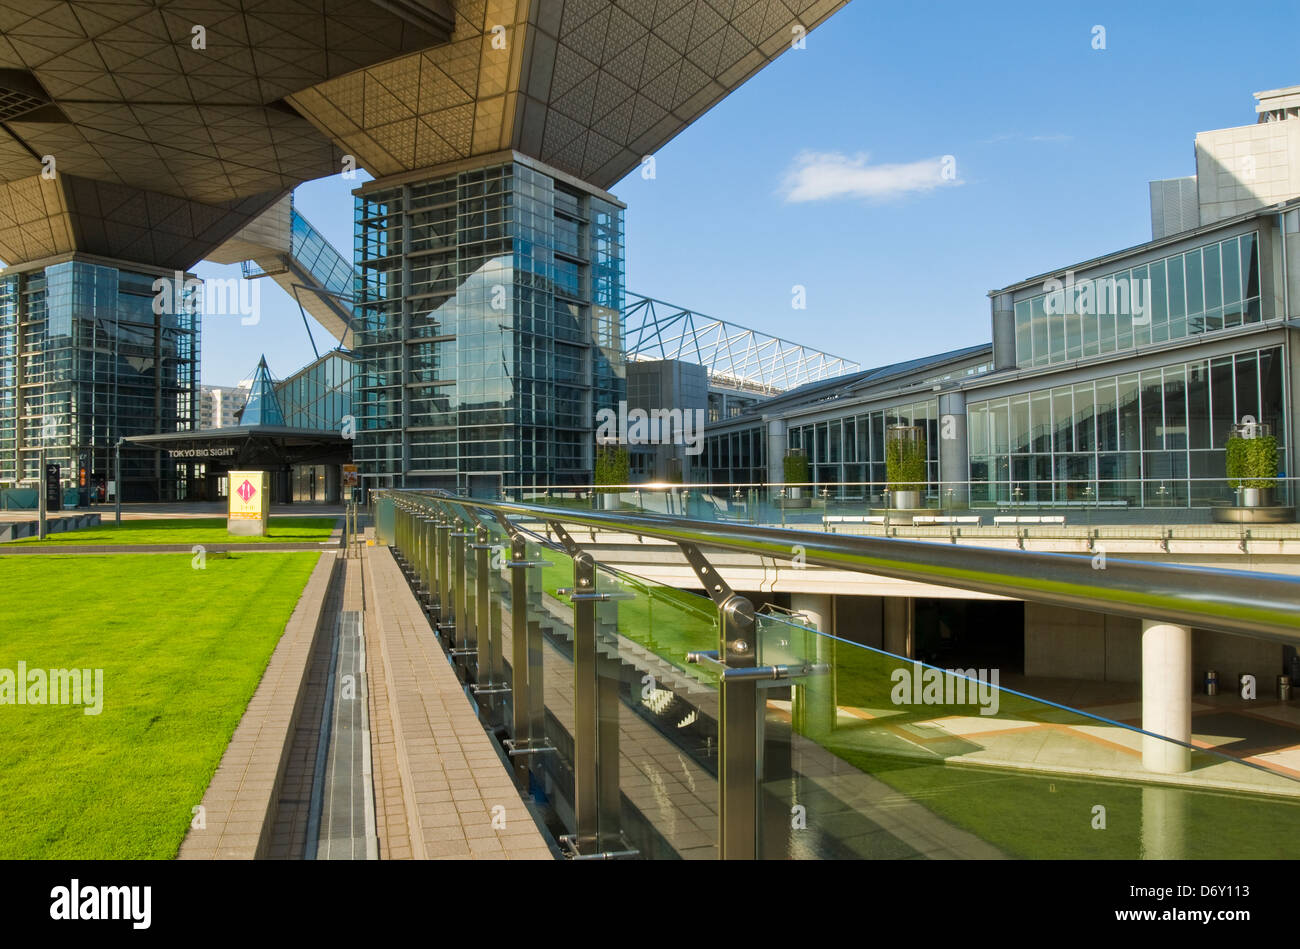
top-left (822, 741), bottom-right (1300, 859)
top-left (0, 551), bottom-right (321, 859)
top-left (8, 516), bottom-right (337, 546)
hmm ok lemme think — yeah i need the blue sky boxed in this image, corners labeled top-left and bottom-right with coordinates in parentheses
top-left (198, 0), bottom-right (1300, 385)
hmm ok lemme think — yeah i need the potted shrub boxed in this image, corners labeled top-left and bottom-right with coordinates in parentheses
top-left (595, 444), bottom-right (630, 510)
top-left (782, 452), bottom-right (811, 508)
top-left (1226, 422), bottom-right (1277, 507)
top-left (886, 425), bottom-right (927, 510)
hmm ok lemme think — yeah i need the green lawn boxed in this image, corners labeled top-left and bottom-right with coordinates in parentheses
top-left (9, 516), bottom-right (337, 546)
top-left (820, 741), bottom-right (1300, 858)
top-left (0, 551), bottom-right (320, 858)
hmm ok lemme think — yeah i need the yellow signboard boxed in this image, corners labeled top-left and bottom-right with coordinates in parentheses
top-left (227, 470), bottom-right (269, 536)
top-left (342, 464), bottom-right (359, 488)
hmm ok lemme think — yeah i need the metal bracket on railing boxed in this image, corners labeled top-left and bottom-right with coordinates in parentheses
top-left (557, 834), bottom-right (640, 861)
top-left (1161, 528), bottom-right (1173, 553)
top-left (548, 520), bottom-right (583, 557)
top-left (1240, 529), bottom-right (1250, 554)
top-left (677, 542), bottom-right (754, 626)
top-left (503, 738), bottom-right (558, 758)
top-left (722, 662), bottom-right (830, 683)
top-left (494, 512), bottom-right (518, 539)
top-left (567, 591), bottom-right (635, 603)
top-left (686, 649), bottom-right (721, 667)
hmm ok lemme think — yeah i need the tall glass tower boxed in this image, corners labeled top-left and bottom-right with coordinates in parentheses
top-left (0, 257), bottom-right (200, 501)
top-left (354, 155), bottom-right (625, 494)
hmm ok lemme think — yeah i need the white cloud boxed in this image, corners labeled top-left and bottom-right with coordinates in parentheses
top-left (779, 151), bottom-right (960, 203)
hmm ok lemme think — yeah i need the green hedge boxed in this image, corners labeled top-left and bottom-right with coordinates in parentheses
top-left (1226, 434), bottom-right (1277, 490)
top-left (783, 452), bottom-right (809, 484)
top-left (886, 432), bottom-right (927, 490)
top-left (595, 444), bottom-right (630, 492)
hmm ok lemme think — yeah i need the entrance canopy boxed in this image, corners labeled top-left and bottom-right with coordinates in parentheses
top-left (126, 425), bottom-right (350, 470)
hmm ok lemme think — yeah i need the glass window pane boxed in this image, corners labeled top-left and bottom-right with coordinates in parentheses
top-left (1235, 351), bottom-right (1259, 424)
top-left (1052, 387), bottom-right (1073, 453)
top-left (1095, 378), bottom-right (1118, 453)
top-left (1030, 391), bottom-right (1051, 453)
top-left (1015, 301), bottom-right (1031, 365)
top-left (1141, 369), bottom-right (1164, 450)
top-left (1073, 382), bottom-right (1095, 452)
top-left (1149, 258), bottom-right (1168, 335)
top-left (1185, 248), bottom-right (1204, 325)
top-left (1242, 232), bottom-right (1260, 300)
top-left (1031, 295), bottom-right (1049, 366)
top-left (1131, 265), bottom-right (1150, 347)
top-left (1209, 356), bottom-right (1234, 448)
top-left (990, 399), bottom-right (1009, 453)
top-left (1048, 303), bottom-right (1065, 364)
top-left (1187, 359), bottom-right (1211, 451)
top-left (1260, 347), bottom-right (1284, 433)
top-left (1117, 373), bottom-right (1141, 451)
top-left (1009, 395), bottom-right (1030, 453)
top-left (1167, 252), bottom-right (1186, 342)
top-left (1163, 366), bottom-right (1187, 451)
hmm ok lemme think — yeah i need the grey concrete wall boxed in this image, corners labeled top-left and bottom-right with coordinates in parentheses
top-left (1192, 627), bottom-right (1286, 697)
top-left (834, 595), bottom-right (884, 650)
top-left (1026, 601), bottom-right (1285, 693)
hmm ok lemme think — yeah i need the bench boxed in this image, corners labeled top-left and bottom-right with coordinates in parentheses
top-left (994, 515), bottom-right (1066, 526)
top-left (823, 514), bottom-right (886, 531)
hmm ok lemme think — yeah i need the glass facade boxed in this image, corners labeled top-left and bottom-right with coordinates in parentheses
top-left (701, 425), bottom-right (767, 485)
top-left (787, 399), bottom-right (939, 486)
top-left (0, 259), bottom-right (199, 499)
top-left (1014, 233), bottom-right (1262, 368)
top-left (276, 350), bottom-right (355, 431)
top-left (354, 160), bottom-right (625, 491)
top-left (702, 399), bottom-right (940, 486)
top-left (969, 344), bottom-right (1286, 505)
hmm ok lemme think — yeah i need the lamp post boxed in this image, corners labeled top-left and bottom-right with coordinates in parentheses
top-left (114, 438), bottom-right (124, 525)
top-left (38, 447), bottom-right (47, 540)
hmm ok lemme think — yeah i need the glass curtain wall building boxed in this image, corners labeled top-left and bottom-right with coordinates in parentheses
top-left (276, 350), bottom-right (355, 431)
top-left (354, 154), bottom-right (625, 494)
top-left (0, 257), bottom-right (199, 500)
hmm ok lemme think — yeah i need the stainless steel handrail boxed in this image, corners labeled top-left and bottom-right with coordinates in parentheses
top-left (386, 490), bottom-right (1300, 644)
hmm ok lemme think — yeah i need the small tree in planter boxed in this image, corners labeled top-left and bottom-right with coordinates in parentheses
top-left (886, 425), bottom-right (927, 509)
top-left (1226, 422), bottom-right (1277, 507)
top-left (783, 452), bottom-right (810, 504)
top-left (595, 444), bottom-right (630, 509)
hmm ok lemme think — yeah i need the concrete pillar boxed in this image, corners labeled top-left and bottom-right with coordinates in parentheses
top-left (883, 596), bottom-right (914, 659)
top-left (1141, 619), bottom-right (1192, 774)
top-left (790, 593), bottom-right (834, 739)
top-left (991, 291), bottom-right (1017, 371)
top-left (765, 415), bottom-right (787, 485)
top-left (790, 593), bottom-right (832, 633)
top-left (937, 390), bottom-right (968, 508)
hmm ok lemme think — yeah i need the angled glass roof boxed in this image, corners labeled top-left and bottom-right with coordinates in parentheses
top-left (238, 356), bottom-right (286, 427)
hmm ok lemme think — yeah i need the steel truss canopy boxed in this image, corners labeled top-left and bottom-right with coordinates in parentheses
top-left (0, 0), bottom-right (848, 269)
top-left (623, 292), bottom-right (860, 394)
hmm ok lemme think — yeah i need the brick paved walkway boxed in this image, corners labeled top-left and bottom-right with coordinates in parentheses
top-left (363, 544), bottom-right (553, 860)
